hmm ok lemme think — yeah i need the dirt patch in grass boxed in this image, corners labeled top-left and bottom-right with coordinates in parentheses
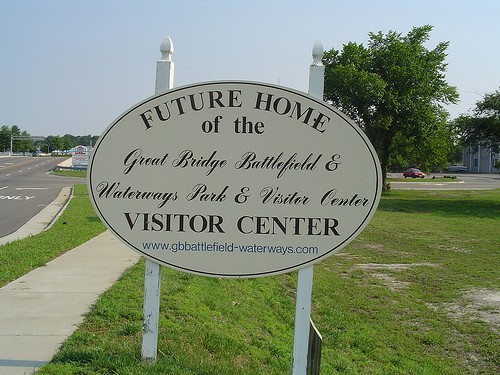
top-left (369, 272), bottom-right (410, 291)
top-left (436, 244), bottom-right (472, 254)
top-left (354, 262), bottom-right (440, 270)
top-left (334, 252), bottom-right (361, 260)
top-left (360, 243), bottom-right (384, 250)
top-left (355, 263), bottom-right (499, 331)
top-left (352, 263), bottom-right (440, 291)
top-left (430, 289), bottom-right (500, 333)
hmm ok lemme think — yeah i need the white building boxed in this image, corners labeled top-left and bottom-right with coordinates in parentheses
top-left (463, 144), bottom-right (500, 173)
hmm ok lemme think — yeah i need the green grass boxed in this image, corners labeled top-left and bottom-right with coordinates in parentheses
top-left (3, 187), bottom-right (499, 373)
top-left (0, 184), bottom-right (105, 286)
top-left (51, 169), bottom-right (87, 178)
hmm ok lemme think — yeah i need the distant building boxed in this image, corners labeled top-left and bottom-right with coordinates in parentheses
top-left (463, 143), bottom-right (500, 173)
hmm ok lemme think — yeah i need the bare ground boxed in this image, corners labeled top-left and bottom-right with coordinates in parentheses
top-left (355, 262), bottom-right (500, 331)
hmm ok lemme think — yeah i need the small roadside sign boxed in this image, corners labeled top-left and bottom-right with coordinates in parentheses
top-left (72, 145), bottom-right (89, 168)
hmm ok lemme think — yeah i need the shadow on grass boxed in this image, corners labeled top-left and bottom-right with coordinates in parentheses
top-left (378, 190), bottom-right (500, 219)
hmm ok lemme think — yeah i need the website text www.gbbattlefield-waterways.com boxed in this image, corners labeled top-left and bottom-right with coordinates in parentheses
top-left (141, 241), bottom-right (319, 255)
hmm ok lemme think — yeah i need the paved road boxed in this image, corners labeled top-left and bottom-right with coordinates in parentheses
top-left (0, 156), bottom-right (80, 237)
top-left (389, 173), bottom-right (500, 190)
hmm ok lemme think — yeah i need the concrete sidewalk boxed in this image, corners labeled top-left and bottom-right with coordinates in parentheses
top-left (0, 159), bottom-right (141, 374)
top-left (0, 231), bottom-right (140, 374)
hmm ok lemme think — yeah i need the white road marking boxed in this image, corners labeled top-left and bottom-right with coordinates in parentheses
top-left (16, 187), bottom-right (47, 190)
top-left (0, 195), bottom-right (35, 200)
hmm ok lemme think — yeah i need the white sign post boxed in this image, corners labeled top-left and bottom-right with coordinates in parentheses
top-left (88, 38), bottom-right (382, 371)
top-left (141, 36), bottom-right (174, 362)
top-left (291, 40), bottom-right (325, 375)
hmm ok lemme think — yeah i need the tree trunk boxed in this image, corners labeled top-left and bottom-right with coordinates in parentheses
top-left (381, 160), bottom-right (388, 191)
top-left (380, 134), bottom-right (391, 191)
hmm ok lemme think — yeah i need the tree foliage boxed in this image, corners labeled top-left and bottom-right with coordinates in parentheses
top-left (0, 126), bottom-right (11, 152)
top-left (0, 124), bottom-right (99, 154)
top-left (323, 25), bottom-right (458, 187)
top-left (0, 125), bottom-right (33, 154)
top-left (452, 88), bottom-right (500, 149)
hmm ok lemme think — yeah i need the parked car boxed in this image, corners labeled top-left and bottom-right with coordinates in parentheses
top-left (447, 165), bottom-right (467, 173)
top-left (403, 168), bottom-right (426, 178)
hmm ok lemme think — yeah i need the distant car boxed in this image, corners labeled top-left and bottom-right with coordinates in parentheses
top-left (403, 168), bottom-right (426, 178)
top-left (447, 165), bottom-right (467, 173)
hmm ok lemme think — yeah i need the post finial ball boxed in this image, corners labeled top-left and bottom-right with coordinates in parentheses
top-left (160, 36), bottom-right (174, 61)
top-left (312, 40), bottom-right (323, 66)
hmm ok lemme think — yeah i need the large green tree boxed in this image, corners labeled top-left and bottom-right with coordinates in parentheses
top-left (452, 88), bottom-right (500, 149)
top-left (323, 25), bottom-right (458, 188)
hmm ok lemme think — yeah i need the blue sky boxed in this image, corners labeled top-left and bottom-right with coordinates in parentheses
top-left (1, 0), bottom-right (499, 136)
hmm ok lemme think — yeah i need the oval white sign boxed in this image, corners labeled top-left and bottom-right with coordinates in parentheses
top-left (88, 81), bottom-right (381, 277)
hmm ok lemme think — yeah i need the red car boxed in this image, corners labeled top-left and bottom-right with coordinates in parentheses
top-left (403, 168), bottom-right (426, 178)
